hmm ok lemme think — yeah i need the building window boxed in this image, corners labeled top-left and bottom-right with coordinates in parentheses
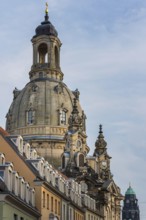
top-left (62, 155), bottom-right (65, 169)
top-left (13, 214), bottom-right (18, 220)
top-left (39, 72), bottom-right (43, 78)
top-left (55, 199), bottom-right (57, 214)
top-left (38, 43), bottom-right (48, 64)
top-left (55, 46), bottom-right (59, 68)
top-left (26, 110), bottom-right (35, 125)
top-left (60, 109), bottom-right (66, 125)
top-left (63, 204), bottom-right (66, 219)
top-left (51, 196), bottom-right (53, 211)
top-left (58, 201), bottom-right (60, 215)
top-left (0, 156), bottom-right (5, 164)
top-left (79, 154), bottom-right (84, 167)
top-left (47, 194), bottom-right (49, 209)
top-left (70, 208), bottom-right (73, 220)
top-left (43, 191), bottom-right (45, 208)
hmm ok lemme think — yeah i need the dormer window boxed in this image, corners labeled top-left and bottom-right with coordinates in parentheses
top-left (0, 154), bottom-right (5, 164)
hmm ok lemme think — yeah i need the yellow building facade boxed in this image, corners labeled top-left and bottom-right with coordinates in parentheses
top-left (0, 128), bottom-right (101, 220)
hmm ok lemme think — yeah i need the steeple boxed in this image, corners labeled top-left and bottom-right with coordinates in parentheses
top-left (94, 124), bottom-right (107, 156)
top-left (93, 125), bottom-right (112, 181)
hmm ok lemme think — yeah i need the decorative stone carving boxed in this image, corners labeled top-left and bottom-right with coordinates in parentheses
top-left (73, 89), bottom-right (80, 100)
top-left (94, 125), bottom-right (107, 156)
top-left (68, 98), bottom-right (83, 130)
top-left (32, 84), bottom-right (39, 92)
top-left (54, 83), bottom-right (64, 94)
top-left (13, 87), bottom-right (21, 100)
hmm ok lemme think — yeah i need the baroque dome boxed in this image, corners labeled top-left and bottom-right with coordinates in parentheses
top-left (34, 13), bottom-right (58, 38)
top-left (5, 9), bottom-right (85, 164)
top-left (6, 79), bottom-right (82, 138)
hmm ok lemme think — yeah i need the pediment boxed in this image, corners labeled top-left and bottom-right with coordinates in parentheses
top-left (102, 180), bottom-right (120, 195)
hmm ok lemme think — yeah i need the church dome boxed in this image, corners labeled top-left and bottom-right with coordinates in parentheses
top-left (6, 80), bottom-right (82, 137)
top-left (5, 8), bottom-right (86, 165)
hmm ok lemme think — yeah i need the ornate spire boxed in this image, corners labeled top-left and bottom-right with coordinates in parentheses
top-left (45, 2), bottom-right (49, 21)
top-left (94, 124), bottom-right (107, 156)
top-left (68, 98), bottom-right (82, 131)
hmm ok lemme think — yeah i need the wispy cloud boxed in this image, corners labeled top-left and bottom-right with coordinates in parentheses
top-left (0, 1), bottom-right (146, 218)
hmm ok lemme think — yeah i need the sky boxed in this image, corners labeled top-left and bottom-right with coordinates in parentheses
top-left (0, 0), bottom-right (146, 218)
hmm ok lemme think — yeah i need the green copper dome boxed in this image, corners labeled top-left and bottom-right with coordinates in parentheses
top-left (125, 186), bottom-right (136, 195)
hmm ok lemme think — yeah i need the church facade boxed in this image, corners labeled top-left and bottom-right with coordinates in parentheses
top-left (4, 5), bottom-right (123, 220)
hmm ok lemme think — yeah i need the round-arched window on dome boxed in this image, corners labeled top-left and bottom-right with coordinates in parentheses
top-left (38, 43), bottom-right (48, 64)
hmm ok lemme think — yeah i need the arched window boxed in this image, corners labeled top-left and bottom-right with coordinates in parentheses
top-left (38, 43), bottom-right (48, 64)
top-left (62, 155), bottom-right (65, 169)
top-left (27, 110), bottom-right (35, 125)
top-left (39, 72), bottom-right (43, 78)
top-left (49, 214), bottom-right (59, 220)
top-left (60, 109), bottom-right (66, 125)
top-left (79, 154), bottom-right (84, 167)
top-left (55, 46), bottom-right (59, 68)
top-left (49, 213), bottom-right (54, 220)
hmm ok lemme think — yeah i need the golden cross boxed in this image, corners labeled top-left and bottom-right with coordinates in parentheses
top-left (45, 2), bottom-right (48, 13)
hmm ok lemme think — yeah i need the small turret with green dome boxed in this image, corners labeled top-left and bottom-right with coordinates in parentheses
top-left (122, 184), bottom-right (140, 220)
top-left (125, 185), bottom-right (136, 195)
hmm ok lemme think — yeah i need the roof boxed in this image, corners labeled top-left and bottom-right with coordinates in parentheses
top-left (125, 186), bottom-right (136, 195)
top-left (0, 127), bottom-right (9, 136)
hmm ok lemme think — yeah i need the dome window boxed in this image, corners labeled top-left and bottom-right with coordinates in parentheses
top-left (26, 110), bottom-right (35, 125)
top-left (55, 46), bottom-right (59, 68)
top-left (38, 43), bottom-right (48, 64)
top-left (39, 72), bottom-right (43, 78)
top-left (59, 109), bottom-right (67, 125)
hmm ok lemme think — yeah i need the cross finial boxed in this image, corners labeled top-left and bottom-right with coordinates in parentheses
top-left (45, 2), bottom-right (48, 14)
top-left (99, 124), bottom-right (103, 134)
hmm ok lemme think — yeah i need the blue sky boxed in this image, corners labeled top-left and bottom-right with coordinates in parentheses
top-left (0, 0), bottom-right (146, 218)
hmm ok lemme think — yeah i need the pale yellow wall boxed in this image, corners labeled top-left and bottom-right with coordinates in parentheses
top-left (0, 201), bottom-right (37, 220)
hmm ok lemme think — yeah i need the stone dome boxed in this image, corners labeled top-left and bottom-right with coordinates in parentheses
top-left (5, 10), bottom-right (86, 166)
top-left (6, 79), bottom-right (82, 140)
